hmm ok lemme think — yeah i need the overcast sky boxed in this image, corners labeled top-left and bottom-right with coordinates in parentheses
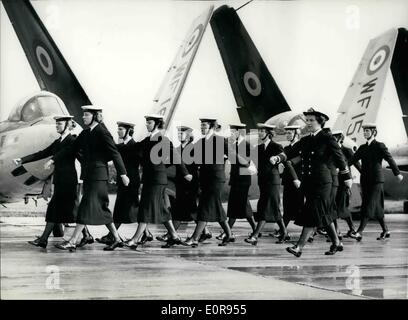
top-left (1, 0), bottom-right (407, 145)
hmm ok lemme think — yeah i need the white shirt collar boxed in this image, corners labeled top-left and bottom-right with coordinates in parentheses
top-left (60, 131), bottom-right (70, 142)
top-left (290, 139), bottom-right (299, 147)
top-left (205, 130), bottom-right (214, 140)
top-left (262, 137), bottom-right (271, 148)
top-left (123, 136), bottom-right (132, 145)
top-left (367, 137), bottom-right (375, 145)
top-left (312, 128), bottom-right (322, 136)
top-left (89, 122), bottom-right (99, 131)
top-left (150, 129), bottom-right (161, 140)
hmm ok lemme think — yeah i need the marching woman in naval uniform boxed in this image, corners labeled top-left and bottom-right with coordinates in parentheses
top-left (123, 115), bottom-right (191, 249)
top-left (331, 130), bottom-right (358, 237)
top-left (53, 105), bottom-right (129, 251)
top-left (183, 118), bottom-right (242, 247)
top-left (96, 121), bottom-right (153, 245)
top-left (217, 123), bottom-right (257, 242)
top-left (286, 108), bottom-right (353, 257)
top-left (245, 123), bottom-right (288, 246)
top-left (13, 115), bottom-right (90, 248)
top-left (349, 123), bottom-right (403, 241)
top-left (279, 125), bottom-right (303, 243)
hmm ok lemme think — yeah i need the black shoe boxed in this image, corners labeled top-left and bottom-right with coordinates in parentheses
top-left (103, 241), bottom-right (123, 251)
top-left (244, 236), bottom-right (258, 246)
top-left (218, 236), bottom-right (231, 246)
top-left (77, 236), bottom-right (94, 248)
top-left (140, 232), bottom-right (153, 244)
top-left (198, 232), bottom-right (212, 243)
top-left (325, 244), bottom-right (338, 255)
top-left (276, 234), bottom-right (291, 244)
top-left (28, 238), bottom-right (47, 248)
top-left (162, 237), bottom-right (182, 248)
top-left (123, 240), bottom-right (140, 250)
top-left (337, 242), bottom-right (344, 252)
top-left (216, 232), bottom-right (225, 240)
top-left (307, 236), bottom-right (314, 243)
top-left (156, 234), bottom-right (169, 242)
top-left (182, 237), bottom-right (198, 247)
top-left (96, 234), bottom-right (112, 244)
top-left (317, 228), bottom-right (327, 236)
top-left (350, 232), bottom-right (362, 241)
top-left (286, 246), bottom-right (302, 257)
top-left (55, 241), bottom-right (76, 252)
top-left (338, 233), bottom-right (343, 241)
top-left (377, 231), bottom-right (390, 240)
top-left (345, 230), bottom-right (356, 238)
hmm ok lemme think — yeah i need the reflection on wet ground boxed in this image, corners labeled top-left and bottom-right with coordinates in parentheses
top-left (1, 214), bottom-right (407, 299)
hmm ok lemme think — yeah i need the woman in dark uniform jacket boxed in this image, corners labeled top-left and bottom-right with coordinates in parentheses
top-left (172, 126), bottom-right (199, 226)
top-left (183, 118), bottom-right (239, 247)
top-left (54, 105), bottom-right (129, 251)
top-left (286, 108), bottom-right (353, 257)
top-left (332, 130), bottom-right (358, 237)
top-left (124, 115), bottom-right (191, 249)
top-left (221, 123), bottom-right (257, 242)
top-left (14, 115), bottom-right (84, 248)
top-left (349, 123), bottom-right (403, 241)
top-left (97, 121), bottom-right (153, 245)
top-left (280, 125), bottom-right (303, 243)
top-left (245, 123), bottom-right (287, 246)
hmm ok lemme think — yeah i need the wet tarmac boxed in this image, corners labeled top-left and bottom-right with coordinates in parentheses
top-left (1, 212), bottom-right (407, 299)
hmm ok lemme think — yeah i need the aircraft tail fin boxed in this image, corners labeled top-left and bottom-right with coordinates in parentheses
top-left (2, 0), bottom-right (91, 123)
top-left (390, 28), bottom-right (408, 137)
top-left (150, 6), bottom-right (214, 130)
top-left (333, 28), bottom-right (404, 146)
top-left (210, 5), bottom-right (290, 129)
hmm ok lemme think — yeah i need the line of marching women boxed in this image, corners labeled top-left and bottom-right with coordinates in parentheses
top-left (16, 105), bottom-right (403, 256)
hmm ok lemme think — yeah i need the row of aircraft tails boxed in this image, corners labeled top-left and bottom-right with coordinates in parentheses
top-left (0, 0), bottom-right (407, 212)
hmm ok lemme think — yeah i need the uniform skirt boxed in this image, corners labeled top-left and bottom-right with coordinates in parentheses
top-left (227, 184), bottom-right (252, 219)
top-left (113, 184), bottom-right (139, 223)
top-left (255, 183), bottom-right (282, 222)
top-left (197, 182), bottom-right (227, 222)
top-left (45, 183), bottom-right (77, 223)
top-left (361, 182), bottom-right (384, 219)
top-left (329, 185), bottom-right (339, 220)
top-left (138, 184), bottom-right (172, 224)
top-left (295, 181), bottom-right (332, 228)
top-left (173, 182), bottom-right (198, 221)
top-left (336, 185), bottom-right (351, 219)
top-left (76, 181), bottom-right (113, 225)
top-left (282, 183), bottom-right (303, 222)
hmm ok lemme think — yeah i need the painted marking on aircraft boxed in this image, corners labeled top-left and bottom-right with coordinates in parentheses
top-left (367, 45), bottom-right (390, 75)
top-left (243, 71), bottom-right (261, 96)
top-left (23, 175), bottom-right (40, 186)
top-left (11, 166), bottom-right (27, 177)
top-left (182, 24), bottom-right (203, 58)
top-left (35, 44), bottom-right (54, 76)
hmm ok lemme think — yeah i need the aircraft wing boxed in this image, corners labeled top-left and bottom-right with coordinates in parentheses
top-left (333, 28), bottom-right (400, 146)
top-left (210, 5), bottom-right (291, 129)
top-left (2, 0), bottom-right (91, 123)
top-left (150, 5), bottom-right (214, 130)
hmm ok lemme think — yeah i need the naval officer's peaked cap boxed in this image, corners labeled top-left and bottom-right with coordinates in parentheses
top-left (117, 121), bottom-right (135, 128)
top-left (229, 123), bottom-right (246, 129)
top-left (81, 105), bottom-right (103, 112)
top-left (53, 115), bottom-right (74, 121)
top-left (362, 123), bottom-right (377, 129)
top-left (257, 123), bottom-right (276, 130)
top-left (303, 107), bottom-right (329, 121)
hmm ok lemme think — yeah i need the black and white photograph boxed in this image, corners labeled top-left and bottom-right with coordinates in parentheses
top-left (0, 0), bottom-right (407, 305)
